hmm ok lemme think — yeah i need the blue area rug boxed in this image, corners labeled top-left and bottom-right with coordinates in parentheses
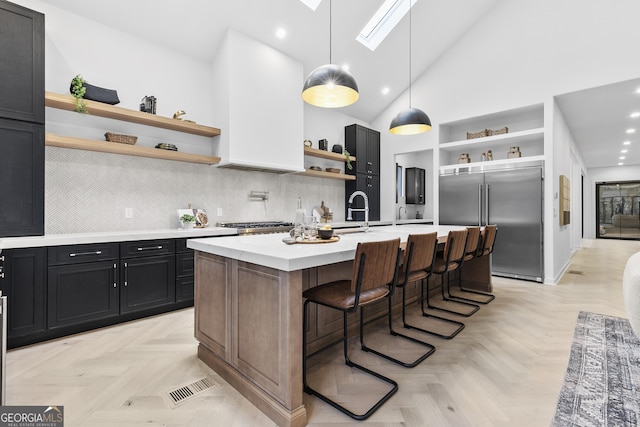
top-left (552, 311), bottom-right (640, 426)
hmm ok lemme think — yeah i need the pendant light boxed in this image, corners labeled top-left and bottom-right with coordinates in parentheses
top-left (302, 0), bottom-right (359, 108)
top-left (389, 2), bottom-right (431, 135)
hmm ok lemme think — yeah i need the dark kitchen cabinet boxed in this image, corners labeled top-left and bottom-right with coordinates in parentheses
top-left (0, 119), bottom-right (44, 237)
top-left (406, 167), bottom-right (426, 205)
top-left (0, 1), bottom-right (45, 124)
top-left (345, 124), bottom-right (381, 221)
top-left (175, 238), bottom-right (194, 303)
top-left (0, 248), bottom-right (46, 345)
top-left (346, 124), bottom-right (380, 176)
top-left (120, 240), bottom-right (175, 314)
top-left (47, 243), bottom-right (120, 329)
top-left (0, 1), bottom-right (44, 238)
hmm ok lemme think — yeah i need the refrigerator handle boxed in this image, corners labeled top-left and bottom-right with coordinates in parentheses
top-left (478, 184), bottom-right (482, 226)
top-left (485, 184), bottom-right (490, 225)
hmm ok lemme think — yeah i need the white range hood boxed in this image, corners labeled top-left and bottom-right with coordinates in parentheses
top-left (211, 29), bottom-right (304, 174)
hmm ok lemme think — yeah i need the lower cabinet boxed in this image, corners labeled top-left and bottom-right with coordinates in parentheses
top-left (120, 239), bottom-right (175, 314)
top-left (0, 248), bottom-right (46, 340)
top-left (175, 238), bottom-right (194, 302)
top-left (47, 242), bottom-right (120, 329)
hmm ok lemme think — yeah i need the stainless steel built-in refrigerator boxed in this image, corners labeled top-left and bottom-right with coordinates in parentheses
top-left (439, 164), bottom-right (543, 282)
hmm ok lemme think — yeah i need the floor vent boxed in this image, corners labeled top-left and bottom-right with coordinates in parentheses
top-left (568, 270), bottom-right (584, 275)
top-left (164, 376), bottom-right (219, 408)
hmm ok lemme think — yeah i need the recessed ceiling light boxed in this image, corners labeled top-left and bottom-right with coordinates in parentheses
top-left (619, 162), bottom-right (624, 166)
top-left (627, 129), bottom-right (636, 134)
top-left (275, 27), bottom-right (287, 39)
top-left (356, 0), bottom-right (417, 51)
top-left (636, 88), bottom-right (640, 94)
top-left (631, 112), bottom-right (640, 118)
top-left (300, 0), bottom-right (322, 11)
top-left (624, 141), bottom-right (632, 145)
top-left (622, 149), bottom-right (628, 153)
top-left (620, 156), bottom-right (626, 160)
top-left (382, 87), bottom-right (390, 95)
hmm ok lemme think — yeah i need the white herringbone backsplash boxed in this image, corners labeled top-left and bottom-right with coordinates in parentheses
top-left (45, 147), bottom-right (345, 234)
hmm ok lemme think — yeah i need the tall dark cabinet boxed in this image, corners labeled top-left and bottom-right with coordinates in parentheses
top-left (0, 1), bottom-right (45, 237)
top-left (345, 124), bottom-right (381, 221)
top-left (405, 167), bottom-right (426, 205)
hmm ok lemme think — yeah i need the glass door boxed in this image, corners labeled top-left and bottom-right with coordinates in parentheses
top-left (597, 181), bottom-right (640, 240)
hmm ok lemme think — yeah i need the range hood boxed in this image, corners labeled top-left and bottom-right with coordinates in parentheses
top-left (211, 29), bottom-right (304, 175)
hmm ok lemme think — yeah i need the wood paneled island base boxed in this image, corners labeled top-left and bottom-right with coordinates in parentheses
top-left (190, 225), bottom-right (492, 427)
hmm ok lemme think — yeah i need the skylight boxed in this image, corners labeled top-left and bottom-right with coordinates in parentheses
top-left (356, 0), bottom-right (417, 51)
top-left (300, 0), bottom-right (322, 11)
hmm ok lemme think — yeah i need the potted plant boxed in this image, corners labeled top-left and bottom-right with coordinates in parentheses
top-left (344, 149), bottom-right (353, 170)
top-left (70, 74), bottom-right (88, 113)
top-left (180, 213), bottom-right (196, 228)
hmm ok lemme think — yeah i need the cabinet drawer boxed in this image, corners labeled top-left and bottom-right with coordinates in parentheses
top-left (120, 239), bottom-right (174, 258)
top-left (48, 243), bottom-right (119, 265)
top-left (176, 251), bottom-right (194, 277)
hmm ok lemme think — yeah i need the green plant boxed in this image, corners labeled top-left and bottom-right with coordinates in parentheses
top-left (344, 149), bottom-right (353, 170)
top-left (70, 74), bottom-right (88, 113)
top-left (180, 213), bottom-right (195, 223)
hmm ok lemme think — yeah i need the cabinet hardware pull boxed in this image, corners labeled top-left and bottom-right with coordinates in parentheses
top-left (113, 264), bottom-right (117, 288)
top-left (137, 245), bottom-right (162, 251)
top-left (0, 256), bottom-right (4, 262)
top-left (124, 262), bottom-right (128, 286)
top-left (69, 250), bottom-right (102, 257)
top-left (0, 273), bottom-right (4, 279)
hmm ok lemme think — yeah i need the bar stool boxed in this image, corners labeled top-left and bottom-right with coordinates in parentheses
top-left (360, 233), bottom-right (437, 367)
top-left (406, 233), bottom-right (466, 339)
top-left (428, 229), bottom-right (480, 317)
top-left (451, 225), bottom-right (497, 304)
top-left (302, 238), bottom-right (401, 421)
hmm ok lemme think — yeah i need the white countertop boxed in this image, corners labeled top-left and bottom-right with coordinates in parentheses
top-left (188, 224), bottom-right (465, 272)
top-left (0, 227), bottom-right (238, 252)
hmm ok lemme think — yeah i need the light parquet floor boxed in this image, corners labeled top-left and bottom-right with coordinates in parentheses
top-left (7, 238), bottom-right (640, 426)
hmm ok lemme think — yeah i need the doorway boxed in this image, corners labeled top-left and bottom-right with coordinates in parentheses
top-left (596, 180), bottom-right (640, 240)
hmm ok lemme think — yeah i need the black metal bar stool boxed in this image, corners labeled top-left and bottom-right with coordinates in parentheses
top-left (302, 238), bottom-right (401, 421)
top-left (428, 229), bottom-right (480, 317)
top-left (360, 233), bottom-right (437, 367)
top-left (450, 225), bottom-right (497, 304)
top-left (395, 232), bottom-right (466, 340)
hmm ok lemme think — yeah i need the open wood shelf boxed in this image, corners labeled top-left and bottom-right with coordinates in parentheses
top-left (304, 146), bottom-right (355, 162)
top-left (297, 169), bottom-right (356, 180)
top-left (45, 133), bottom-right (221, 165)
top-left (45, 92), bottom-right (221, 137)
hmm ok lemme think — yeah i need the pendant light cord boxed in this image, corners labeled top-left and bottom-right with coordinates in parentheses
top-left (408, 1), bottom-right (412, 108)
top-left (329, 0), bottom-right (332, 64)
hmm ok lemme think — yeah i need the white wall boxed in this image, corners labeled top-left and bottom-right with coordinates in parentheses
top-left (372, 0), bottom-right (640, 283)
top-left (395, 150), bottom-right (433, 220)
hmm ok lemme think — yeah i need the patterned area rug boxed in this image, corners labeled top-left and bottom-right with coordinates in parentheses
top-left (553, 311), bottom-right (640, 426)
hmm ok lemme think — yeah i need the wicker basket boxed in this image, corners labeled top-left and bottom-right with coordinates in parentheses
top-left (487, 126), bottom-right (509, 136)
top-left (466, 129), bottom-right (488, 139)
top-left (104, 132), bottom-right (137, 145)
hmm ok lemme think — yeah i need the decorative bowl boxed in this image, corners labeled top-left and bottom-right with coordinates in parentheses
top-left (318, 228), bottom-right (334, 240)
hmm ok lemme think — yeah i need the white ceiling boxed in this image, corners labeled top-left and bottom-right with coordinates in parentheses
top-left (48, 0), bottom-right (501, 123)
top-left (47, 0), bottom-right (638, 170)
top-left (556, 78), bottom-right (640, 169)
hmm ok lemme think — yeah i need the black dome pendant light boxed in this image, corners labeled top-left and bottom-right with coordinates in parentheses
top-left (389, 1), bottom-right (431, 135)
top-left (302, 0), bottom-right (359, 108)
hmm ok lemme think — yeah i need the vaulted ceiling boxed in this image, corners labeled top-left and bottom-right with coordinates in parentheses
top-left (47, 0), bottom-right (640, 169)
top-left (48, 0), bottom-right (501, 123)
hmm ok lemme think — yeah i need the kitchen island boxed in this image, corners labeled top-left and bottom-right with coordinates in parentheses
top-left (187, 225), bottom-right (492, 427)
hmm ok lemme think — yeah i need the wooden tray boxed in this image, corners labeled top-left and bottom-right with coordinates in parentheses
top-left (282, 236), bottom-right (340, 244)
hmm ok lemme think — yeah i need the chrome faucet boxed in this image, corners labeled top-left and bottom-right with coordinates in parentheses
top-left (398, 206), bottom-right (407, 219)
top-left (347, 190), bottom-right (369, 231)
